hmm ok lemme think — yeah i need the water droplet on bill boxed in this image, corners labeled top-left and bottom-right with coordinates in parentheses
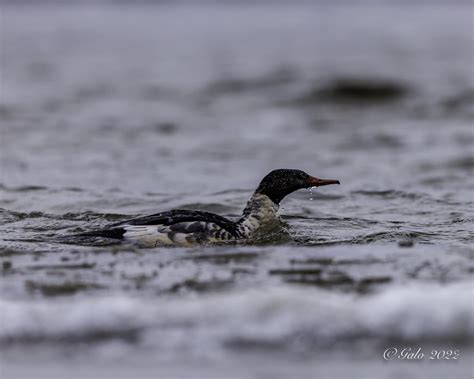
top-left (308, 187), bottom-right (315, 201)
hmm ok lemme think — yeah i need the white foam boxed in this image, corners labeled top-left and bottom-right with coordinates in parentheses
top-left (1, 281), bottom-right (472, 350)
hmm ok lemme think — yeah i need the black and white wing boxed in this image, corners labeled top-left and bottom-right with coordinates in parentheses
top-left (89, 209), bottom-right (241, 247)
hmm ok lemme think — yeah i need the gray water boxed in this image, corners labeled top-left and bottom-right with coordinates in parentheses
top-left (1, 3), bottom-right (473, 378)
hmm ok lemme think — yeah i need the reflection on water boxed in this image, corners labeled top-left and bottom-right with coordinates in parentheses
top-left (0, 2), bottom-right (473, 378)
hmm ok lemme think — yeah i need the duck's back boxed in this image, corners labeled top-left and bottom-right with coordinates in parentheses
top-left (103, 209), bottom-right (241, 247)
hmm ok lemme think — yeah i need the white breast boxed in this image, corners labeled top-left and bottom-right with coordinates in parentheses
top-left (238, 193), bottom-right (280, 237)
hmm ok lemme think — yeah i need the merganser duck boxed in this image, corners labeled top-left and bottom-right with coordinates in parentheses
top-left (83, 169), bottom-right (339, 247)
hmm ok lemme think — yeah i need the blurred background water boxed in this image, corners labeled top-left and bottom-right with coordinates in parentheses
top-left (0, 1), bottom-right (473, 378)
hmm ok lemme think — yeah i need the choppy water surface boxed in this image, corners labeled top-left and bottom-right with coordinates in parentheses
top-left (1, 3), bottom-right (473, 378)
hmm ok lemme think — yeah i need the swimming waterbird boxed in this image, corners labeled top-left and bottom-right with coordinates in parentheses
top-left (81, 169), bottom-right (340, 247)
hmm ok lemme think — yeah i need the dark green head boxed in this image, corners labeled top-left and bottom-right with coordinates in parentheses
top-left (255, 169), bottom-right (340, 204)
